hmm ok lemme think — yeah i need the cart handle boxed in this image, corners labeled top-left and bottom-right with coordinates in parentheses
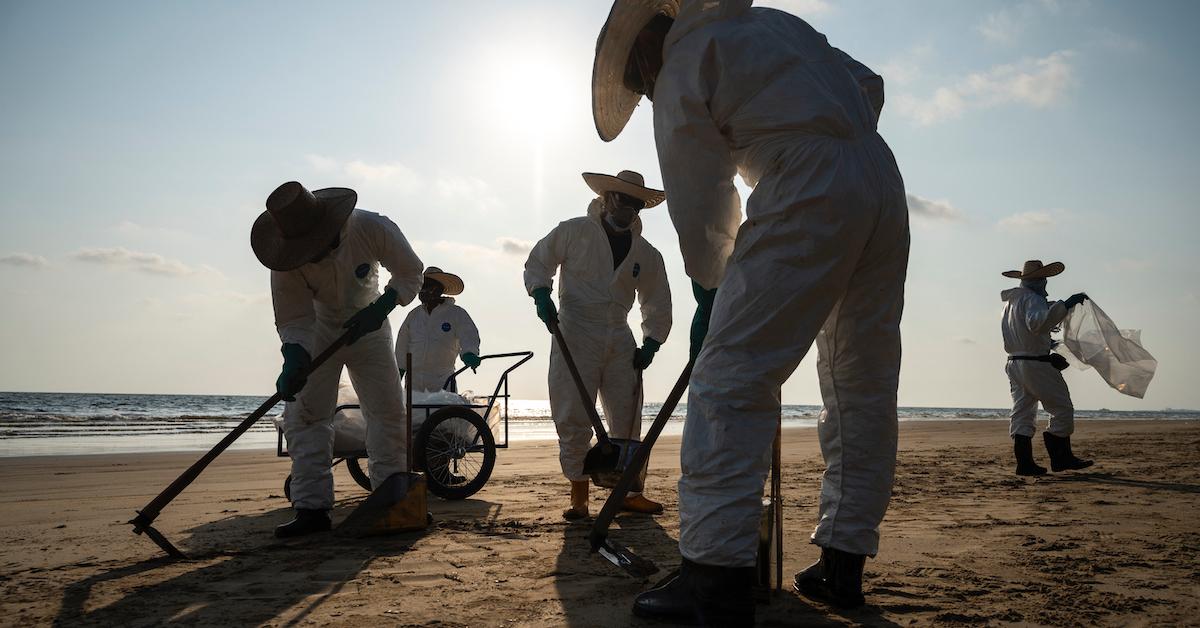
top-left (444, 351), bottom-right (534, 390)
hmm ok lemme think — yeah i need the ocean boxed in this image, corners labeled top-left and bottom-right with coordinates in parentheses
top-left (0, 391), bottom-right (1195, 457)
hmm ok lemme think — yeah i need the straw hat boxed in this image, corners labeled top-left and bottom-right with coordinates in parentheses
top-left (591, 0), bottom-right (679, 142)
top-left (251, 181), bottom-right (356, 271)
top-left (1002, 260), bottom-right (1065, 280)
top-left (423, 266), bottom-right (464, 296)
top-left (582, 170), bottom-right (665, 207)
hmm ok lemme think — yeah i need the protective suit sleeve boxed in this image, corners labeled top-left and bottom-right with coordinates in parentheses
top-left (637, 246), bottom-right (673, 343)
top-left (833, 47), bottom-right (884, 118)
top-left (372, 214), bottom-right (424, 307)
top-left (394, 309), bottom-right (413, 367)
top-left (455, 306), bottom-right (482, 356)
top-left (523, 223), bottom-right (571, 294)
top-left (270, 269), bottom-right (317, 355)
top-left (653, 47), bottom-right (742, 291)
top-left (1025, 294), bottom-right (1068, 335)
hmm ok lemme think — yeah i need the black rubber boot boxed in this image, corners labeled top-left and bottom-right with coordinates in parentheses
top-left (632, 558), bottom-right (755, 627)
top-left (793, 547), bottom-right (867, 609)
top-left (1043, 432), bottom-right (1094, 472)
top-left (274, 509), bottom-right (332, 538)
top-left (1013, 435), bottom-right (1048, 476)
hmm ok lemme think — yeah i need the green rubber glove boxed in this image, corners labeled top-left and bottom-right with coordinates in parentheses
top-left (276, 343), bottom-right (312, 402)
top-left (462, 352), bottom-right (482, 371)
top-left (343, 287), bottom-right (398, 345)
top-left (531, 287), bottom-right (558, 332)
top-left (632, 338), bottom-right (662, 370)
top-left (690, 280), bottom-right (718, 362)
top-left (1063, 292), bottom-right (1089, 309)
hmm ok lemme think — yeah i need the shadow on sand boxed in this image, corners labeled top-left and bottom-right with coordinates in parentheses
top-left (1052, 471), bottom-right (1200, 494)
top-left (55, 496), bottom-right (498, 626)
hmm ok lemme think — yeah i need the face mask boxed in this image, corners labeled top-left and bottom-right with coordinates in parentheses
top-left (605, 213), bottom-right (633, 233)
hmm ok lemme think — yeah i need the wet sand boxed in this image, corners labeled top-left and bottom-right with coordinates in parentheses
top-left (1, 419), bottom-right (1197, 627)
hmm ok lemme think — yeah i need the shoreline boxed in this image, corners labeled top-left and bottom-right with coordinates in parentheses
top-left (2, 415), bottom-right (1195, 459)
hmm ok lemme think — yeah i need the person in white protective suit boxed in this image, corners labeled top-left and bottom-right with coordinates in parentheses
top-left (523, 170), bottom-right (673, 520)
top-left (592, 1), bottom-right (909, 622)
top-left (252, 181), bottom-right (423, 538)
top-left (395, 267), bottom-right (482, 393)
top-left (1001, 259), bottom-right (1094, 476)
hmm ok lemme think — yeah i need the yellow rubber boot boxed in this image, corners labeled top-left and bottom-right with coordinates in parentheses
top-left (563, 480), bottom-right (589, 520)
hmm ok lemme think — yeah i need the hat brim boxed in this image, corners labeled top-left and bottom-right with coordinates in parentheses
top-left (1002, 261), bottom-right (1065, 280)
top-left (251, 188), bottom-right (356, 271)
top-left (591, 0), bottom-right (679, 142)
top-left (425, 272), bottom-right (464, 296)
top-left (582, 172), bottom-right (665, 207)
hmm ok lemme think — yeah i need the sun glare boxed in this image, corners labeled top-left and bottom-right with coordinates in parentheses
top-left (477, 44), bottom-right (577, 142)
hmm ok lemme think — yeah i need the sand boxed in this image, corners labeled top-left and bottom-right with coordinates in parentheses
top-left (1, 419), bottom-right (1197, 627)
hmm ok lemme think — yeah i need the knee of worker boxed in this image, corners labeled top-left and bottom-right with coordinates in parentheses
top-left (1045, 404), bottom-right (1075, 437)
top-left (689, 355), bottom-right (781, 421)
top-left (286, 422), bottom-right (335, 475)
top-left (553, 416), bottom-right (594, 458)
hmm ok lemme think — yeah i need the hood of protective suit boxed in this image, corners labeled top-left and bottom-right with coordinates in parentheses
top-left (665, 0), bottom-right (753, 52)
top-left (1000, 287), bottom-right (1023, 302)
top-left (586, 197), bottom-right (644, 237)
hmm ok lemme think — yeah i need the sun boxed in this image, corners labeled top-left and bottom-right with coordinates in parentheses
top-left (476, 43), bottom-right (579, 143)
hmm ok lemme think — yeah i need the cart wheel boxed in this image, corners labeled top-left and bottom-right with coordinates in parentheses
top-left (283, 475), bottom-right (292, 501)
top-left (345, 457), bottom-right (373, 492)
top-left (415, 406), bottom-right (496, 500)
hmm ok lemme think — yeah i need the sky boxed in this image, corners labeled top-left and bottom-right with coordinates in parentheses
top-left (1, 0), bottom-right (1197, 411)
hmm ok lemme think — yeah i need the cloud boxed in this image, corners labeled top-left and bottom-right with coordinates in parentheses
top-left (977, 0), bottom-right (1070, 45)
top-left (758, 0), bottom-right (832, 16)
top-left (954, 337), bottom-right (978, 345)
top-left (0, 253), bottom-right (50, 269)
top-left (893, 50), bottom-right (1076, 125)
top-left (434, 174), bottom-right (505, 213)
top-left (307, 155), bottom-right (503, 213)
top-left (496, 237), bottom-right (533, 256)
top-left (72, 247), bottom-right (217, 278)
top-left (997, 211), bottom-right (1055, 231)
top-left (906, 193), bottom-right (964, 222)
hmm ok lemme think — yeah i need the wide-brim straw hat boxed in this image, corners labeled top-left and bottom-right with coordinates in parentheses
top-left (424, 266), bottom-right (464, 296)
top-left (582, 170), bottom-right (665, 207)
top-left (1002, 259), bottom-right (1065, 280)
top-left (252, 181), bottom-right (356, 271)
top-left (592, 0), bottom-right (679, 142)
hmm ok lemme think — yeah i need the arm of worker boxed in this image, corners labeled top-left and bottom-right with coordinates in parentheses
top-left (371, 213), bottom-right (424, 307)
top-left (637, 247), bottom-right (673, 345)
top-left (271, 269), bottom-right (317, 355)
top-left (652, 53), bottom-right (741, 291)
top-left (523, 223), bottom-right (570, 295)
top-left (456, 307), bottom-right (482, 368)
top-left (833, 47), bottom-right (884, 119)
top-left (1025, 293), bottom-right (1069, 336)
top-left (394, 310), bottom-right (413, 375)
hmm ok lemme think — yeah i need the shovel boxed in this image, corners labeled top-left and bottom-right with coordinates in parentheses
top-left (590, 370), bottom-right (644, 490)
top-left (547, 318), bottom-right (621, 477)
top-left (337, 352), bottom-right (431, 537)
top-left (589, 359), bottom-right (694, 579)
top-left (129, 330), bottom-right (354, 559)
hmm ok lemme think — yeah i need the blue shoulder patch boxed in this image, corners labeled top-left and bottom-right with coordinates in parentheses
top-left (632, 262), bottom-right (641, 278)
top-left (441, 322), bottom-right (452, 332)
top-left (354, 263), bottom-right (370, 279)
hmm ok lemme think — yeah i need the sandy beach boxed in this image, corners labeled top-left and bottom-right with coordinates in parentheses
top-left (1, 419), bottom-right (1197, 627)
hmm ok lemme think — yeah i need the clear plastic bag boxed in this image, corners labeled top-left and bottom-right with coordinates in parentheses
top-left (1056, 299), bottom-right (1157, 398)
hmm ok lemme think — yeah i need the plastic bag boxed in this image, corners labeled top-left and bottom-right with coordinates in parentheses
top-left (1056, 299), bottom-right (1157, 398)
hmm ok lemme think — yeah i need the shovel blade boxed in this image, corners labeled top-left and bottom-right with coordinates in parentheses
top-left (337, 472), bottom-right (430, 538)
top-left (595, 536), bottom-right (659, 579)
top-left (581, 441), bottom-right (621, 477)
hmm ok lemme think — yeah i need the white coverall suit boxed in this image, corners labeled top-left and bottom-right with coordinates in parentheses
top-left (272, 209), bottom-right (424, 510)
top-left (395, 298), bottom-right (482, 393)
top-left (655, 0), bottom-right (909, 564)
top-left (524, 199), bottom-right (672, 482)
top-left (1001, 287), bottom-right (1074, 438)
